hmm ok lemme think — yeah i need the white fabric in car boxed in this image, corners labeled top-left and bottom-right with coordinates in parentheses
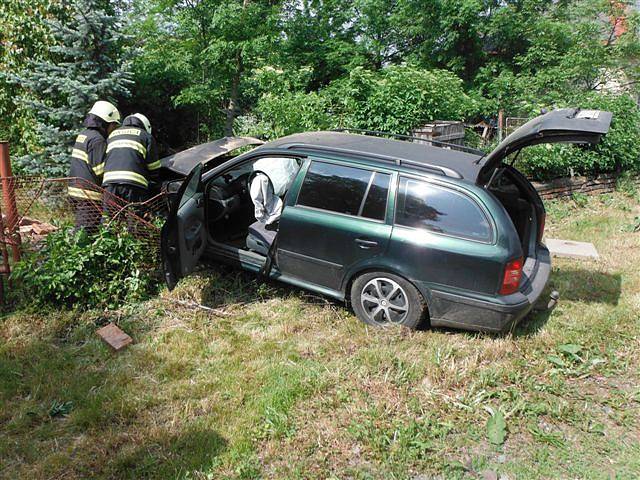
top-left (250, 157), bottom-right (299, 225)
top-left (252, 157), bottom-right (299, 196)
top-left (250, 173), bottom-right (283, 225)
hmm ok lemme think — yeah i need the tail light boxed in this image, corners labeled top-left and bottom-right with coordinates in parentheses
top-left (499, 257), bottom-right (523, 295)
top-left (537, 212), bottom-right (546, 244)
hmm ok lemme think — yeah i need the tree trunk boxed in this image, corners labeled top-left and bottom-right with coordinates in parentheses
top-left (223, 0), bottom-right (250, 136)
top-left (224, 66), bottom-right (241, 136)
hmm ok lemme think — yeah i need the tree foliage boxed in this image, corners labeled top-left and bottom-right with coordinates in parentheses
top-left (0, 0), bottom-right (63, 156)
top-left (7, 0), bottom-right (133, 176)
top-left (2, 0), bottom-right (640, 180)
top-left (237, 66), bottom-right (475, 139)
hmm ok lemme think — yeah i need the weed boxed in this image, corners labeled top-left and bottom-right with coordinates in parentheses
top-left (10, 225), bottom-right (157, 309)
top-left (616, 171), bottom-right (639, 198)
top-left (571, 192), bottom-right (589, 207)
top-left (48, 400), bottom-right (73, 418)
top-left (621, 216), bottom-right (640, 232)
top-left (528, 424), bottom-right (565, 448)
top-left (486, 408), bottom-right (507, 446)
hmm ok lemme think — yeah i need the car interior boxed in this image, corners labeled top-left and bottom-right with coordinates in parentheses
top-left (488, 166), bottom-right (539, 258)
top-left (204, 156), bottom-right (303, 257)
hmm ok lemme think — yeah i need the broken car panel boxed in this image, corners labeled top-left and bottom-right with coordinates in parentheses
top-left (160, 136), bottom-right (264, 176)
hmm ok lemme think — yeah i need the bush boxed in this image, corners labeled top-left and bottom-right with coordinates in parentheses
top-left (327, 65), bottom-right (475, 133)
top-left (240, 91), bottom-right (332, 140)
top-left (245, 65), bottom-right (475, 139)
top-left (11, 226), bottom-right (157, 309)
top-left (517, 93), bottom-right (640, 181)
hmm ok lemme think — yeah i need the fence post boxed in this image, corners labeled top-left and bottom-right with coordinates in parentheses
top-left (498, 109), bottom-right (504, 143)
top-left (0, 141), bottom-right (21, 262)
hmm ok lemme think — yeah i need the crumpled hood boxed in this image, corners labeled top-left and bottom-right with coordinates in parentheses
top-left (160, 136), bottom-right (264, 175)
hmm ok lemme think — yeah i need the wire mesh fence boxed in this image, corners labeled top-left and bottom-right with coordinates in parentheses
top-left (0, 176), bottom-right (169, 265)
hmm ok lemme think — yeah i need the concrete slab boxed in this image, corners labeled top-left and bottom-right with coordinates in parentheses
top-left (97, 323), bottom-right (133, 351)
top-left (545, 238), bottom-right (600, 260)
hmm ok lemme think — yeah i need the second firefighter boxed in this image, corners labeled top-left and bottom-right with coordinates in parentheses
top-left (102, 113), bottom-right (160, 213)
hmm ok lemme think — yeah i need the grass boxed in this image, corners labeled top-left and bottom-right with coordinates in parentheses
top-left (1, 190), bottom-right (639, 479)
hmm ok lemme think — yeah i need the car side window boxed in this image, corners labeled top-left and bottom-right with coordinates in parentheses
top-left (297, 161), bottom-right (390, 219)
top-left (360, 172), bottom-right (391, 221)
top-left (179, 163), bottom-right (202, 209)
top-left (395, 177), bottom-right (492, 242)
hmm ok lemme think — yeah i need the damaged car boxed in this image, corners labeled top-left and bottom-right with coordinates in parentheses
top-left (160, 108), bottom-right (612, 332)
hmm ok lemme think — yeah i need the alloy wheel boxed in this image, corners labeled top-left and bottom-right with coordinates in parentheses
top-left (360, 277), bottom-right (409, 325)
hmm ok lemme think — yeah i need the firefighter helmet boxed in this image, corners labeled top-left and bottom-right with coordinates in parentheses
top-left (132, 113), bottom-right (152, 134)
top-left (88, 100), bottom-right (121, 124)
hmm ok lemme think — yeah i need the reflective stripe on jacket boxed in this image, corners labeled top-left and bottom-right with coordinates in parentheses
top-left (102, 116), bottom-right (159, 190)
top-left (67, 186), bottom-right (103, 201)
top-left (68, 127), bottom-right (107, 200)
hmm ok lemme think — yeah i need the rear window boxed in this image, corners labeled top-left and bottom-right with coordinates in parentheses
top-left (297, 161), bottom-right (390, 220)
top-left (395, 177), bottom-right (491, 242)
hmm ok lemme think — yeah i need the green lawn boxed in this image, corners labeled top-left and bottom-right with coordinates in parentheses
top-left (1, 191), bottom-right (639, 479)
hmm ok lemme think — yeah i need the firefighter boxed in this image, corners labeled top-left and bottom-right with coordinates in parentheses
top-left (68, 100), bottom-right (121, 230)
top-left (102, 113), bottom-right (160, 216)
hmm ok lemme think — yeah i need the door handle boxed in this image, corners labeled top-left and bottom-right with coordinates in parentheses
top-left (355, 238), bottom-right (378, 249)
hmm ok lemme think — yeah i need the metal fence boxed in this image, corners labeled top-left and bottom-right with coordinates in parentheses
top-left (0, 175), bottom-right (169, 300)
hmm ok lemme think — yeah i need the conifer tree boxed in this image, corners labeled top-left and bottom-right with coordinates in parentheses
top-left (11, 0), bottom-right (132, 176)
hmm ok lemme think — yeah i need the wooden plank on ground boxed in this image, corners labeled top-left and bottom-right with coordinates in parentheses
top-left (545, 238), bottom-right (600, 260)
top-left (97, 323), bottom-right (133, 351)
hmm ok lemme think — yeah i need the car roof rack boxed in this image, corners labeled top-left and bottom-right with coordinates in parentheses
top-left (281, 143), bottom-right (463, 179)
top-left (332, 127), bottom-right (486, 156)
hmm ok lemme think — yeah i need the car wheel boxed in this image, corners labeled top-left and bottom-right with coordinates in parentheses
top-left (350, 272), bottom-right (426, 329)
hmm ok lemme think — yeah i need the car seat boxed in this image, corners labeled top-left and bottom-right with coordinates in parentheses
top-left (246, 172), bottom-right (279, 255)
top-left (246, 221), bottom-right (277, 256)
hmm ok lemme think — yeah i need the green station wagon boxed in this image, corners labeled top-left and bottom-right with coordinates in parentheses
top-left (161, 108), bottom-right (612, 332)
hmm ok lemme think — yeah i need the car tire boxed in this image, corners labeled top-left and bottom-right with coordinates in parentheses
top-left (350, 272), bottom-right (426, 329)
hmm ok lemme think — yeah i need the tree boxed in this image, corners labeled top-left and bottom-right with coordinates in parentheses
top-left (280, 0), bottom-right (366, 89)
top-left (149, 0), bottom-right (282, 140)
top-left (9, 0), bottom-right (132, 176)
top-left (0, 0), bottom-right (63, 156)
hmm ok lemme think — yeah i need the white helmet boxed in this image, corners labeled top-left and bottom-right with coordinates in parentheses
top-left (132, 113), bottom-right (152, 134)
top-left (88, 100), bottom-right (121, 124)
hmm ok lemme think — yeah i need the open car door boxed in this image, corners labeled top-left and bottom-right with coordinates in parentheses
top-left (161, 163), bottom-right (207, 290)
top-left (477, 108), bottom-right (613, 185)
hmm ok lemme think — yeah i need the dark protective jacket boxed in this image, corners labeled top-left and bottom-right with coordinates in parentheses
top-left (102, 115), bottom-right (160, 190)
top-left (68, 114), bottom-right (109, 201)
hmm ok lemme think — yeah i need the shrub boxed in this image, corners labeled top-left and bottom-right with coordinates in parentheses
top-left (11, 226), bottom-right (157, 309)
top-left (243, 91), bottom-right (332, 140)
top-left (245, 65), bottom-right (475, 139)
top-left (327, 65), bottom-right (475, 133)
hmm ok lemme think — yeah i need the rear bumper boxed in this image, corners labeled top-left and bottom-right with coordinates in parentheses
top-left (425, 246), bottom-right (552, 333)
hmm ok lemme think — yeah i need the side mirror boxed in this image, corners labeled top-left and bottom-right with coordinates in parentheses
top-left (162, 179), bottom-right (184, 211)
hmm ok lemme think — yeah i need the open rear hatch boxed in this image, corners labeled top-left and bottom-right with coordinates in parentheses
top-left (477, 108), bottom-right (612, 268)
top-left (477, 108), bottom-right (613, 186)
